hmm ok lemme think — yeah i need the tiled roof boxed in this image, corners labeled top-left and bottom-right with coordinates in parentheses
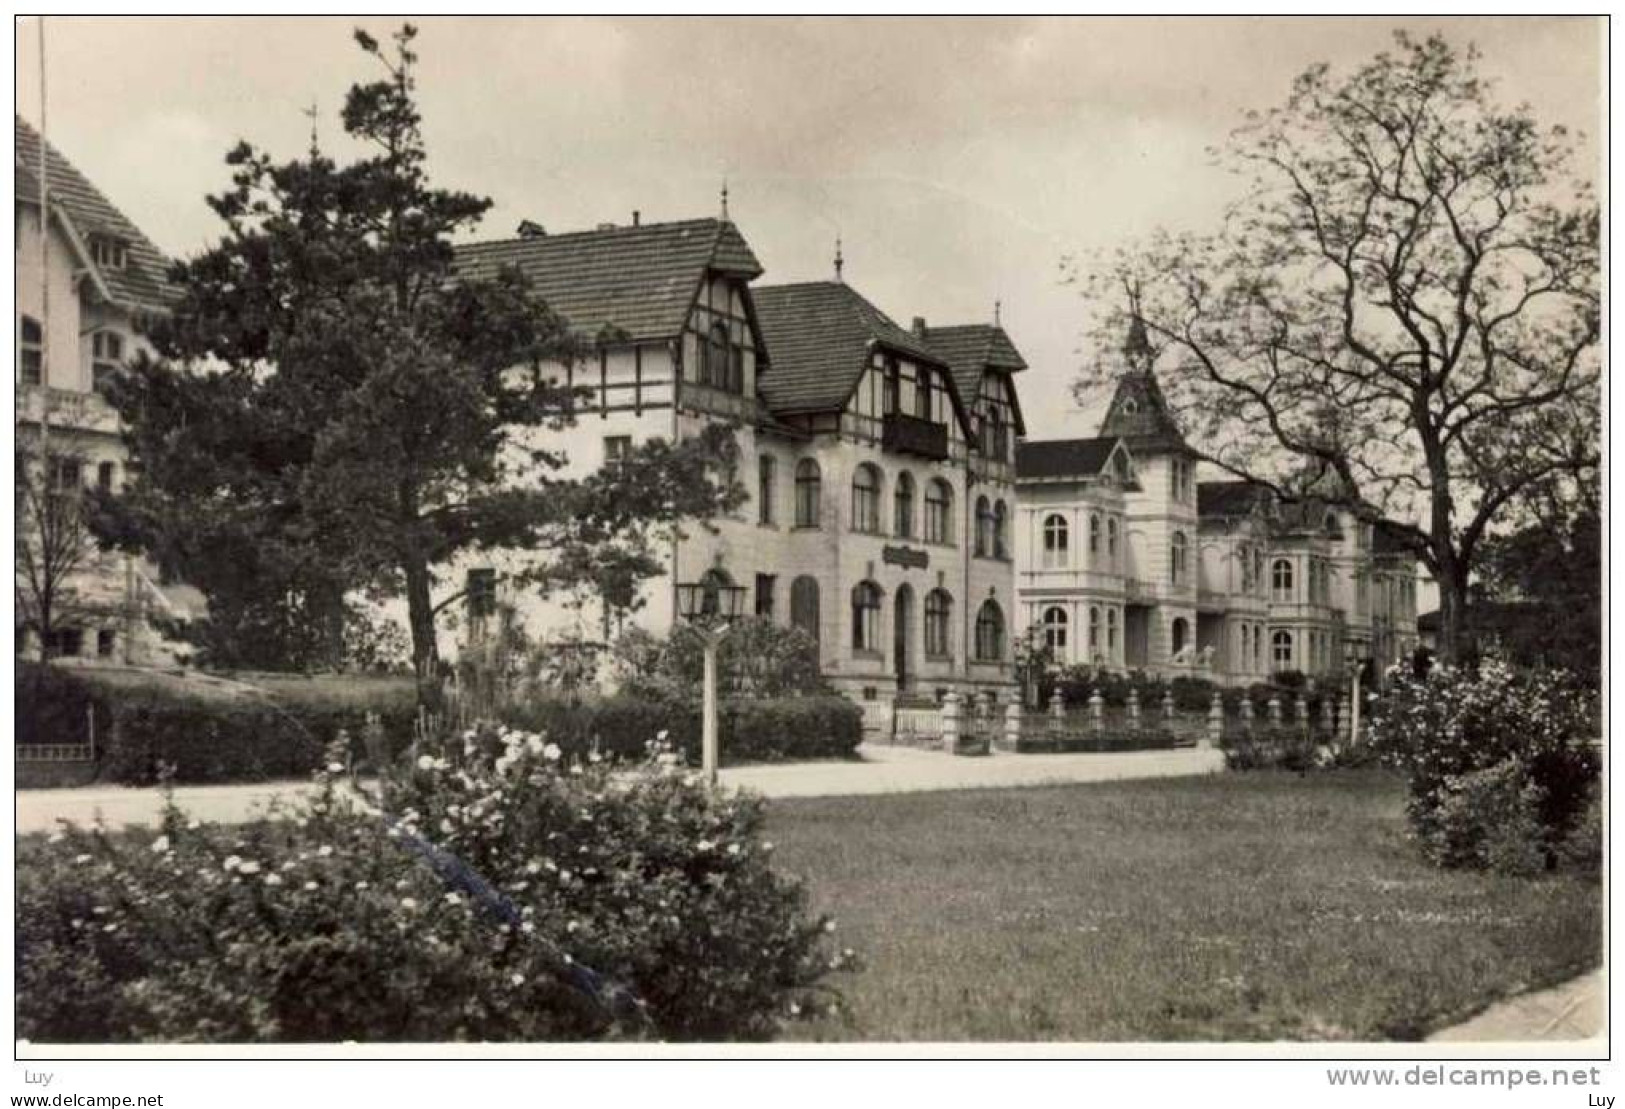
top-left (922, 323), bottom-right (1026, 396)
top-left (1197, 479), bottom-right (1271, 517)
top-left (453, 218), bottom-right (763, 343)
top-left (15, 116), bottom-right (179, 311)
top-left (752, 281), bottom-right (949, 416)
top-left (922, 322), bottom-right (1029, 435)
top-left (1016, 436), bottom-right (1122, 480)
top-left (1098, 368), bottom-right (1191, 455)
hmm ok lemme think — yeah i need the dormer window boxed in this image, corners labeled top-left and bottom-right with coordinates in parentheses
top-left (90, 237), bottom-right (128, 270)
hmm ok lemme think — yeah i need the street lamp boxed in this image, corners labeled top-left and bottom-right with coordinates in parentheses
top-left (1343, 641), bottom-right (1364, 747)
top-left (677, 576), bottom-right (747, 784)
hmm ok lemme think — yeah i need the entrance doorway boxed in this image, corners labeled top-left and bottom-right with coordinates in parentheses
top-left (894, 584), bottom-right (914, 692)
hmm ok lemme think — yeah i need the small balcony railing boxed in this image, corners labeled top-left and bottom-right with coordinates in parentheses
top-left (881, 412), bottom-right (949, 461)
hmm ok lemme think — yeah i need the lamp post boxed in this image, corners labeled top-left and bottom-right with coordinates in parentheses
top-left (676, 577), bottom-right (747, 785)
top-left (1344, 642), bottom-right (1363, 747)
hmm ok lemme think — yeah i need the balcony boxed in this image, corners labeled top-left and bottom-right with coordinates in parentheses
top-left (881, 411), bottom-right (949, 461)
top-left (16, 385), bottom-right (122, 435)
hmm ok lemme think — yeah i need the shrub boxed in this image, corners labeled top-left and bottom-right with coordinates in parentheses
top-left (610, 619), bottom-right (829, 702)
top-left (1218, 727), bottom-right (1323, 772)
top-left (1169, 675), bottom-right (1217, 712)
top-left (1423, 762), bottom-right (1548, 876)
top-left (99, 697), bottom-right (418, 786)
top-left (16, 662), bottom-right (110, 747)
top-left (1370, 659), bottom-right (1600, 873)
top-left (502, 693), bottom-right (860, 766)
top-left (1555, 784), bottom-right (1602, 877)
top-left (17, 738), bottom-right (849, 1042)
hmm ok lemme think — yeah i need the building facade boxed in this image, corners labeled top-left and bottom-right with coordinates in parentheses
top-left (1014, 322), bottom-right (1419, 686)
top-left (14, 117), bottom-right (198, 665)
top-left (445, 216), bottom-right (1022, 705)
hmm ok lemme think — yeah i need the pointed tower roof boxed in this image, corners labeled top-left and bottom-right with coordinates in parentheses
top-left (1097, 314), bottom-right (1192, 455)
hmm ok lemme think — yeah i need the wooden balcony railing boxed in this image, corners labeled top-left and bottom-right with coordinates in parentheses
top-left (881, 412), bottom-right (949, 460)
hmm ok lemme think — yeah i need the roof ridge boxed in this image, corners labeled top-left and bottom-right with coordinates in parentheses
top-left (461, 215), bottom-right (722, 252)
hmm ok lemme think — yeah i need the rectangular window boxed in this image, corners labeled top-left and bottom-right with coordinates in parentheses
top-left (603, 436), bottom-right (632, 466)
top-left (90, 238), bottom-right (128, 270)
top-left (97, 461), bottom-right (115, 491)
top-left (97, 629), bottom-right (116, 658)
top-left (757, 455), bottom-right (776, 525)
top-left (467, 568), bottom-right (497, 619)
top-left (755, 573), bottom-right (776, 619)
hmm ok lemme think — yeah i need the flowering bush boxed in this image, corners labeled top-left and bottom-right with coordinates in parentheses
top-left (17, 735), bottom-right (850, 1043)
top-left (1369, 659), bottom-right (1599, 874)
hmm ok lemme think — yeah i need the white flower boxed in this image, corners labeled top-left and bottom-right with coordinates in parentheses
top-left (511, 973), bottom-right (525, 986)
top-left (727, 843), bottom-right (741, 856)
top-left (566, 920), bottom-right (579, 933)
top-left (520, 921), bottom-right (536, 935)
top-left (355, 881), bottom-right (370, 891)
top-left (327, 761), bottom-right (345, 774)
top-left (304, 881), bottom-right (318, 891)
top-left (74, 854), bottom-right (92, 865)
top-left (318, 845), bottom-right (334, 857)
top-left (444, 892), bottom-right (462, 905)
top-left (543, 743), bottom-right (563, 762)
top-left (417, 755), bottom-right (437, 771)
top-left (263, 874), bottom-right (283, 887)
top-left (237, 860), bottom-right (262, 876)
top-left (401, 897), bottom-right (419, 910)
top-left (823, 920), bottom-right (837, 933)
top-left (696, 840), bottom-right (715, 853)
top-left (149, 835), bottom-right (171, 854)
top-left (222, 855), bottom-right (242, 872)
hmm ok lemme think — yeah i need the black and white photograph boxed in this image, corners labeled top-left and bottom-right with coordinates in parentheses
top-left (7, 10), bottom-right (1607, 1094)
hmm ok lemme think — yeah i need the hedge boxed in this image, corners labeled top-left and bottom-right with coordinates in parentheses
top-left (504, 693), bottom-right (862, 766)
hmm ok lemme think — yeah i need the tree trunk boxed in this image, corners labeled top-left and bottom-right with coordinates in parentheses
top-left (1434, 561), bottom-right (1470, 666)
top-left (402, 554), bottom-right (442, 710)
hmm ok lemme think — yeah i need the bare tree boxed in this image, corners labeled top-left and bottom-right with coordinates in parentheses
top-left (15, 444), bottom-right (103, 662)
top-left (1072, 33), bottom-right (1599, 663)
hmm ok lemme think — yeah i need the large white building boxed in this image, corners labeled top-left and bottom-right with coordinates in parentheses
top-left (447, 216), bottom-right (1023, 705)
top-left (1013, 320), bottom-right (1420, 685)
top-left (14, 116), bottom-right (199, 665)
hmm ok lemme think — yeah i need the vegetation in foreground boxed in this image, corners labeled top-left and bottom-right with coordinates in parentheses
top-left (766, 771), bottom-right (1600, 1042)
top-left (17, 729), bottom-right (846, 1043)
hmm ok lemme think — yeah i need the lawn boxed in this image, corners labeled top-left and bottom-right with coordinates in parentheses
top-left (764, 770), bottom-right (1601, 1042)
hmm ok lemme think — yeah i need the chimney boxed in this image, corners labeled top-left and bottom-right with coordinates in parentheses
top-left (632, 210), bottom-right (641, 227)
top-left (912, 316), bottom-right (928, 338)
top-left (516, 220), bottom-right (546, 239)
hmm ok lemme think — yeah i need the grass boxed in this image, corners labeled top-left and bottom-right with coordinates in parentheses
top-left (765, 770), bottom-right (1601, 1042)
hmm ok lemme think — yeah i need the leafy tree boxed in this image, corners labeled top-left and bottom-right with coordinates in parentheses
top-left (99, 25), bottom-right (740, 701)
top-left (1072, 33), bottom-right (1599, 662)
top-left (16, 444), bottom-right (101, 662)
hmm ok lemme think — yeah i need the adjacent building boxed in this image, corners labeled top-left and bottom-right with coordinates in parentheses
top-left (1013, 320), bottom-right (1419, 685)
top-left (14, 116), bottom-right (199, 665)
top-left (448, 216), bottom-right (1023, 705)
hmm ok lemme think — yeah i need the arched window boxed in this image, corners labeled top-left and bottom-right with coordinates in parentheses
top-left (1171, 616), bottom-right (1189, 657)
top-left (924, 589), bottom-right (952, 657)
top-left (851, 581), bottom-right (883, 653)
top-left (91, 330), bottom-right (124, 395)
top-left (1170, 531), bottom-right (1188, 585)
top-left (1272, 630), bottom-right (1294, 669)
top-left (1042, 514), bottom-right (1069, 569)
top-left (18, 315), bottom-right (42, 386)
top-left (974, 600), bottom-right (1005, 662)
top-left (894, 471), bottom-right (915, 538)
top-left (851, 463), bottom-right (882, 532)
top-left (993, 500), bottom-right (1009, 560)
top-left (1107, 518), bottom-right (1119, 559)
top-left (924, 478), bottom-right (952, 544)
top-left (795, 459), bottom-right (822, 528)
top-left (1088, 512), bottom-right (1101, 556)
top-left (974, 496), bottom-right (993, 557)
top-left (1272, 558), bottom-right (1294, 601)
top-left (1088, 606), bottom-right (1101, 650)
top-left (791, 576), bottom-right (821, 646)
top-left (1042, 606), bottom-right (1068, 652)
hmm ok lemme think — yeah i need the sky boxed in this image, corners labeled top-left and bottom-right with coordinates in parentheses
top-left (14, 15), bottom-right (1603, 441)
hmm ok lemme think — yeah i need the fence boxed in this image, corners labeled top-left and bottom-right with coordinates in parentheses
top-left (16, 703), bottom-right (98, 764)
